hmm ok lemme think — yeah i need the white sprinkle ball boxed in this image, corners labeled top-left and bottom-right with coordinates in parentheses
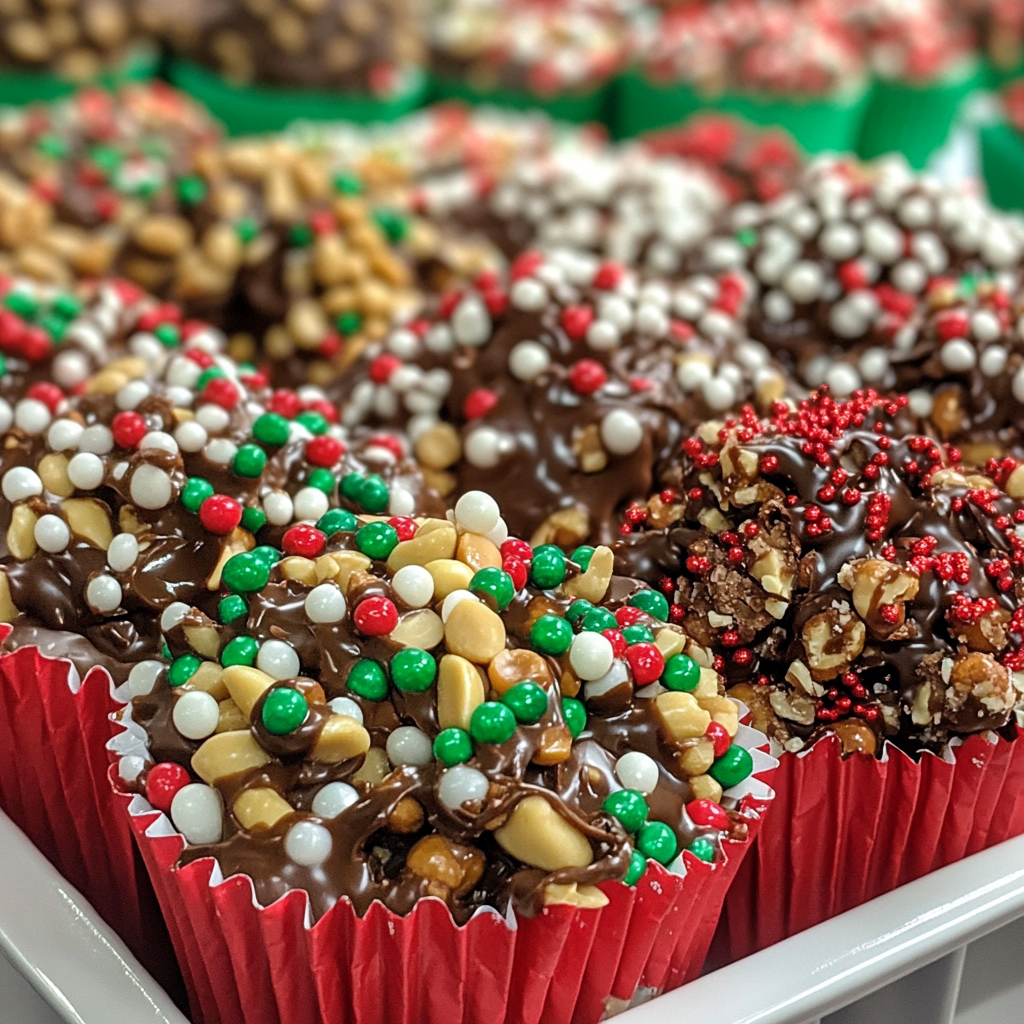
top-left (327, 697), bottom-right (363, 724)
top-left (940, 339), bottom-right (976, 372)
top-left (392, 564), bottom-right (434, 608)
top-left (257, 639), bottom-right (301, 680)
top-left (508, 340), bottom-right (550, 381)
top-left (285, 821), bottom-right (332, 866)
top-left (305, 583), bottom-right (347, 624)
top-left (386, 726), bottom-right (434, 767)
top-left (615, 751), bottom-right (660, 795)
top-left (128, 660), bottom-right (163, 697)
top-left (34, 514), bottom-right (70, 553)
top-left (263, 490), bottom-right (294, 526)
top-left (116, 380), bottom-right (151, 410)
top-left (79, 424), bottom-right (113, 454)
top-left (600, 409), bottom-right (643, 456)
top-left (172, 690), bottom-right (220, 740)
top-left (130, 464), bottom-right (172, 509)
top-left (48, 418), bottom-right (83, 451)
top-left (463, 427), bottom-right (504, 469)
top-left (438, 765), bottom-right (490, 810)
top-left (170, 784), bottom-right (222, 845)
top-left (14, 398), bottom-right (51, 434)
top-left (441, 589), bottom-right (478, 622)
top-left (2, 466), bottom-right (43, 501)
top-left (293, 486), bottom-right (329, 522)
top-left (312, 782), bottom-right (359, 819)
top-left (86, 574), bottom-right (122, 613)
top-left (139, 431), bottom-right (178, 455)
top-left (175, 421), bottom-right (208, 453)
top-left (569, 631), bottom-right (615, 681)
top-left (161, 602), bottom-right (191, 632)
top-left (455, 490), bottom-right (500, 534)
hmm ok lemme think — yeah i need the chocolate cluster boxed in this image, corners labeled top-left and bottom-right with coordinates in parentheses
top-left (614, 390), bottom-right (1024, 755)
top-left (695, 155), bottom-right (1024, 458)
top-left (144, 0), bottom-right (424, 94)
top-left (118, 489), bottom-right (761, 920)
top-left (337, 251), bottom-right (790, 547)
top-left (0, 276), bottom-right (435, 682)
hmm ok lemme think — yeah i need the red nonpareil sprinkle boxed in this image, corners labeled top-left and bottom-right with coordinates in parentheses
top-left (111, 410), bottom-right (146, 449)
top-left (568, 358), bottom-right (607, 395)
top-left (26, 381), bottom-right (63, 413)
top-left (463, 387), bottom-right (498, 420)
top-left (368, 353), bottom-right (402, 384)
top-left (353, 595), bottom-right (398, 635)
top-left (146, 762), bottom-right (190, 813)
top-left (625, 642), bottom-right (664, 685)
top-left (686, 555), bottom-right (710, 574)
top-left (560, 305), bottom-right (594, 341)
top-left (305, 435), bottom-right (344, 467)
top-left (387, 517), bottom-right (418, 541)
top-left (202, 376), bottom-right (240, 410)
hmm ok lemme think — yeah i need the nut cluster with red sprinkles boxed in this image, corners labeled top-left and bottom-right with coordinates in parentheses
top-left (613, 388), bottom-right (1024, 757)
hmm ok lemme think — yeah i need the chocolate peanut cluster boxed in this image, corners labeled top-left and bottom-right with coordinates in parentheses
top-left (614, 390), bottom-right (1024, 756)
top-left (696, 155), bottom-right (1024, 456)
top-left (429, 0), bottom-right (628, 99)
top-left (0, 0), bottom-right (145, 80)
top-left (0, 276), bottom-right (435, 682)
top-left (118, 489), bottom-right (761, 920)
top-left (337, 251), bottom-right (790, 548)
top-left (143, 0), bottom-right (424, 94)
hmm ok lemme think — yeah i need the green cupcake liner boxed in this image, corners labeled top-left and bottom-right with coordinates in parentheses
top-left (613, 67), bottom-right (871, 153)
top-left (979, 120), bottom-right (1024, 212)
top-left (856, 59), bottom-right (984, 169)
top-left (0, 46), bottom-right (158, 105)
top-left (430, 73), bottom-right (610, 124)
top-left (168, 58), bottom-right (427, 135)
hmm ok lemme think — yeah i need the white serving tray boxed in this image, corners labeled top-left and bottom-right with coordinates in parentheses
top-left (3, 797), bottom-right (1023, 1024)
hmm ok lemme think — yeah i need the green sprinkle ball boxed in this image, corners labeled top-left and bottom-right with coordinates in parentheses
top-left (530, 545), bottom-right (567, 588)
top-left (622, 624), bottom-right (654, 646)
top-left (357, 474), bottom-right (390, 514)
top-left (579, 606), bottom-right (617, 633)
top-left (687, 837), bottom-right (716, 863)
top-left (307, 468), bottom-right (336, 495)
top-left (241, 506), bottom-right (267, 533)
top-left (390, 648), bottom-right (437, 693)
top-left (336, 310), bottom-right (362, 336)
top-left (624, 849), bottom-right (647, 886)
top-left (168, 654), bottom-right (202, 687)
top-left (251, 545), bottom-right (281, 568)
top-left (530, 614), bottom-right (573, 656)
top-left (602, 790), bottom-right (649, 834)
top-left (262, 688), bottom-right (309, 735)
top-left (662, 653), bottom-right (701, 692)
top-left (296, 410), bottom-right (328, 435)
top-left (355, 521), bottom-right (399, 560)
top-left (566, 599), bottom-right (594, 624)
top-left (501, 681), bottom-right (548, 724)
top-left (252, 412), bottom-right (290, 446)
top-left (318, 508), bottom-right (358, 536)
top-left (221, 635), bottom-right (259, 667)
top-left (629, 589), bottom-right (669, 621)
top-left (708, 745), bottom-right (754, 789)
top-left (563, 697), bottom-right (586, 738)
top-left (181, 476), bottom-right (214, 512)
top-left (433, 728), bottom-right (473, 766)
top-left (218, 595), bottom-right (248, 624)
top-left (637, 821), bottom-right (678, 865)
top-left (470, 701), bottom-right (516, 744)
top-left (470, 567), bottom-right (515, 610)
top-left (233, 444), bottom-right (267, 478)
top-left (347, 659), bottom-right (388, 700)
top-left (570, 545), bottom-right (595, 571)
top-left (221, 552), bottom-right (271, 594)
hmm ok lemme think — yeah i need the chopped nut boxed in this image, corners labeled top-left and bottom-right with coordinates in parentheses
top-left (562, 545), bottom-right (613, 604)
top-left (844, 559), bottom-right (919, 637)
top-left (387, 798), bottom-right (425, 833)
top-left (529, 507), bottom-right (590, 549)
top-left (801, 608), bottom-right (866, 681)
top-left (654, 691), bottom-right (712, 745)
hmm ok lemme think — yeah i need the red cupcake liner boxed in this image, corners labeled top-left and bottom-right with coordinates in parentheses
top-left (713, 727), bottom-right (1024, 965)
top-left (112, 714), bottom-right (777, 1024)
top-left (0, 639), bottom-right (180, 998)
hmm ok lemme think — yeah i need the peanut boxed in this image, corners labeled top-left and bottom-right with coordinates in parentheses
top-left (543, 883), bottom-right (609, 909)
top-left (133, 216), bottom-right (193, 257)
top-left (487, 648), bottom-right (554, 696)
top-left (689, 774), bottom-right (724, 803)
top-left (456, 532), bottom-right (502, 572)
top-left (529, 507), bottom-right (589, 549)
top-left (387, 519), bottom-right (458, 571)
top-left (437, 654), bottom-right (486, 730)
top-left (63, 497), bottom-right (113, 549)
top-left (280, 556), bottom-right (318, 585)
top-left (696, 695), bottom-right (740, 737)
top-left (221, 664), bottom-right (275, 717)
top-left (351, 746), bottom-right (390, 785)
top-left (532, 725), bottom-right (572, 765)
top-left (7, 504), bottom-right (37, 560)
top-left (389, 608), bottom-right (444, 649)
top-left (425, 558), bottom-right (474, 600)
top-left (387, 797), bottom-right (424, 833)
top-left (406, 834), bottom-right (485, 898)
top-left (184, 624), bottom-right (221, 660)
top-left (234, 788), bottom-right (293, 831)
top-left (192, 730), bottom-right (271, 785)
top-left (217, 698), bottom-right (248, 733)
top-left (676, 738), bottom-right (715, 776)
top-left (38, 453), bottom-right (73, 497)
top-left (0, 570), bottom-right (18, 621)
top-left (415, 423), bottom-right (461, 470)
top-left (311, 714), bottom-right (371, 763)
top-left (562, 545), bottom-right (613, 604)
top-left (494, 796), bottom-right (593, 871)
top-left (444, 600), bottom-right (506, 664)
top-left (655, 691), bottom-right (712, 745)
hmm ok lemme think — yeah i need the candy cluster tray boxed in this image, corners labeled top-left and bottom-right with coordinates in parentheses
top-left (1, 802), bottom-right (1021, 1024)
